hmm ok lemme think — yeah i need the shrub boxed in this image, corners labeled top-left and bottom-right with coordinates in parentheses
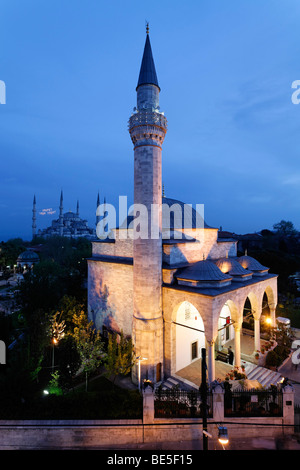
top-left (265, 345), bottom-right (289, 368)
top-left (265, 350), bottom-right (280, 367)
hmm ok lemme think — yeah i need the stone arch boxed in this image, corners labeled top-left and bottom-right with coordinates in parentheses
top-left (260, 285), bottom-right (276, 331)
top-left (263, 285), bottom-right (276, 310)
top-left (241, 292), bottom-right (259, 325)
top-left (215, 299), bottom-right (239, 353)
top-left (172, 300), bottom-right (206, 373)
top-left (240, 291), bottom-right (260, 355)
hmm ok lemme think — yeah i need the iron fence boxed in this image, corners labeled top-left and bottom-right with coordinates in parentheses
top-left (154, 388), bottom-right (212, 419)
top-left (224, 387), bottom-right (283, 417)
top-left (295, 404), bottom-right (300, 433)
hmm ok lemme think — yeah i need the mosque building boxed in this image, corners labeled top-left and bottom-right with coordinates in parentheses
top-left (87, 28), bottom-right (278, 387)
top-left (32, 191), bottom-right (97, 240)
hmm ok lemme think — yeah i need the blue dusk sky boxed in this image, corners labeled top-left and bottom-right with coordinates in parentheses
top-left (0, 0), bottom-right (300, 241)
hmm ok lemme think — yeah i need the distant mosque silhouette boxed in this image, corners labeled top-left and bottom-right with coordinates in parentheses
top-left (32, 191), bottom-right (99, 240)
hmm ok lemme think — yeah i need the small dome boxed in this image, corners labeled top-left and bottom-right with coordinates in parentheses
top-left (237, 255), bottom-right (268, 273)
top-left (215, 257), bottom-right (252, 277)
top-left (17, 250), bottom-right (39, 262)
top-left (176, 259), bottom-right (232, 284)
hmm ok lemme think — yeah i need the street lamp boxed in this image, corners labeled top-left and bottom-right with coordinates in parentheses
top-left (218, 426), bottom-right (229, 448)
top-left (137, 356), bottom-right (148, 391)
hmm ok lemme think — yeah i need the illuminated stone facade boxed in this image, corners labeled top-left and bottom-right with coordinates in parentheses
top-left (87, 31), bottom-right (278, 386)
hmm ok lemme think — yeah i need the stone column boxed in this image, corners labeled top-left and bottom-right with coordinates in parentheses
top-left (233, 323), bottom-right (241, 368)
top-left (207, 340), bottom-right (215, 384)
top-left (270, 305), bottom-right (276, 328)
top-left (254, 315), bottom-right (261, 353)
top-left (143, 387), bottom-right (155, 424)
top-left (212, 384), bottom-right (225, 422)
top-left (283, 385), bottom-right (295, 428)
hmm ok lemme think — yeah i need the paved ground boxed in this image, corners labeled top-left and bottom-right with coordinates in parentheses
top-left (97, 435), bottom-right (300, 451)
top-left (175, 333), bottom-right (270, 386)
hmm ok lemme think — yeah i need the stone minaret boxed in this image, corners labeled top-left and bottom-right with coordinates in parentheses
top-left (128, 25), bottom-right (167, 384)
top-left (59, 190), bottom-right (64, 236)
top-left (96, 192), bottom-right (100, 227)
top-left (32, 195), bottom-right (37, 239)
top-left (76, 200), bottom-right (79, 218)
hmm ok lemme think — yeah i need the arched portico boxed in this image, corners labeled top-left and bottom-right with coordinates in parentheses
top-left (215, 299), bottom-right (242, 370)
top-left (262, 286), bottom-right (277, 327)
top-left (162, 276), bottom-right (278, 386)
top-left (174, 301), bottom-right (205, 372)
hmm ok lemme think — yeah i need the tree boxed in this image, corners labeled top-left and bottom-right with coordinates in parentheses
top-left (55, 335), bottom-right (81, 389)
top-left (72, 311), bottom-right (104, 391)
top-left (273, 220), bottom-right (297, 237)
top-left (105, 331), bottom-right (135, 386)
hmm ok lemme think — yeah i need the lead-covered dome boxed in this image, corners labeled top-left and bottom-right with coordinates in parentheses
top-left (17, 250), bottom-right (39, 262)
top-left (175, 259), bottom-right (232, 288)
top-left (214, 257), bottom-right (253, 282)
top-left (237, 255), bottom-right (269, 276)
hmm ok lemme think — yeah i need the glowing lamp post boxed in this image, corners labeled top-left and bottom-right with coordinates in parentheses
top-left (218, 426), bottom-right (229, 449)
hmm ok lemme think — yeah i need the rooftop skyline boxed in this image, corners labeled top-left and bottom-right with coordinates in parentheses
top-left (1, 0), bottom-right (300, 241)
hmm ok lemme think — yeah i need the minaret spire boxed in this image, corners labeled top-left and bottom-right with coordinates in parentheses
top-left (32, 195), bottom-right (37, 239)
top-left (76, 200), bottom-right (79, 217)
top-left (59, 190), bottom-right (64, 236)
top-left (136, 27), bottom-right (160, 92)
top-left (96, 192), bottom-right (101, 227)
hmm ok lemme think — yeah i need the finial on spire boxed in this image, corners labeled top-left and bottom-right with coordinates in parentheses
top-left (146, 21), bottom-right (149, 35)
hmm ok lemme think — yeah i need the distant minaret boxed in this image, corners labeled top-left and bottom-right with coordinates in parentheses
top-left (128, 24), bottom-right (167, 384)
top-left (32, 195), bottom-right (37, 239)
top-left (76, 200), bottom-right (79, 218)
top-left (96, 192), bottom-right (100, 227)
top-left (59, 190), bottom-right (64, 236)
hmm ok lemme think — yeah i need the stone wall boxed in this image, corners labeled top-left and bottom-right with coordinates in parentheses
top-left (0, 386), bottom-right (294, 449)
top-left (87, 258), bottom-right (133, 336)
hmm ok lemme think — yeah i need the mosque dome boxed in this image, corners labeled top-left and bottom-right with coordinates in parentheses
top-left (117, 196), bottom-right (213, 232)
top-left (175, 259), bottom-right (232, 288)
top-left (214, 257), bottom-right (253, 281)
top-left (237, 255), bottom-right (269, 275)
top-left (162, 197), bottom-right (213, 230)
top-left (64, 211), bottom-right (77, 219)
top-left (17, 250), bottom-right (39, 262)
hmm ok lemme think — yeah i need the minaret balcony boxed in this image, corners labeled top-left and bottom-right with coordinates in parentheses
top-left (128, 110), bottom-right (167, 132)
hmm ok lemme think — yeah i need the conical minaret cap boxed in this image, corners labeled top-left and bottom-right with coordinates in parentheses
top-left (136, 31), bottom-right (160, 91)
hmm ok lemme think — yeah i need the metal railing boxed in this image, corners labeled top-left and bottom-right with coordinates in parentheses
top-left (224, 388), bottom-right (283, 417)
top-left (154, 388), bottom-right (212, 419)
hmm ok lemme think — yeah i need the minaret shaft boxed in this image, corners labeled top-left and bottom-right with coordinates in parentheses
top-left (32, 195), bottom-right (37, 239)
top-left (129, 30), bottom-right (167, 383)
top-left (59, 191), bottom-right (64, 236)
